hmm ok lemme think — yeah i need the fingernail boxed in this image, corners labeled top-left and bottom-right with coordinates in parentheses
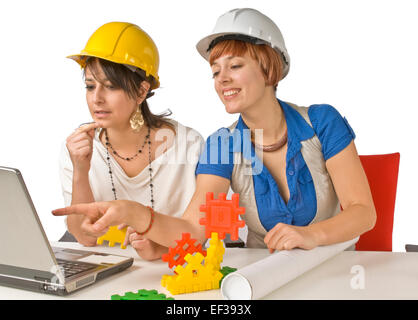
top-left (78, 122), bottom-right (94, 128)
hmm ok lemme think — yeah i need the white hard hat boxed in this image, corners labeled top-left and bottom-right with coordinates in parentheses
top-left (196, 8), bottom-right (290, 79)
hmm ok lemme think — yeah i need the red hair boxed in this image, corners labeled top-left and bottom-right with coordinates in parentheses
top-left (209, 40), bottom-right (283, 88)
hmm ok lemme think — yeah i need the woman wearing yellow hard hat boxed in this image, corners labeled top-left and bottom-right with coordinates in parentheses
top-left (53, 9), bottom-right (376, 255)
top-left (58, 22), bottom-right (204, 260)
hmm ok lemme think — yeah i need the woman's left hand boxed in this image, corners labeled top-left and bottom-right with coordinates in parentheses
top-left (264, 223), bottom-right (319, 253)
top-left (123, 226), bottom-right (164, 261)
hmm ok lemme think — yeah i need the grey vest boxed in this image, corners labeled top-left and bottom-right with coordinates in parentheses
top-left (229, 103), bottom-right (341, 248)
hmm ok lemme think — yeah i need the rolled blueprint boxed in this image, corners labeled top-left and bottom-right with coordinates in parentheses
top-left (221, 237), bottom-right (358, 300)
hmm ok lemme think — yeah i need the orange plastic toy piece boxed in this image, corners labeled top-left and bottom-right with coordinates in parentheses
top-left (199, 192), bottom-right (245, 241)
top-left (97, 226), bottom-right (127, 249)
top-left (161, 252), bottom-right (223, 295)
top-left (162, 233), bottom-right (206, 269)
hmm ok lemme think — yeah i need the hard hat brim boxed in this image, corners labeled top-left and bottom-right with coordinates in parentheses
top-left (196, 32), bottom-right (290, 79)
top-left (196, 32), bottom-right (235, 62)
top-left (66, 53), bottom-right (160, 89)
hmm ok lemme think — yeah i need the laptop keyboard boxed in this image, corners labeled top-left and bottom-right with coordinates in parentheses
top-left (56, 259), bottom-right (97, 278)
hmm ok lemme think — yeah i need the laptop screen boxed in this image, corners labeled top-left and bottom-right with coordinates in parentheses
top-left (0, 167), bottom-right (58, 274)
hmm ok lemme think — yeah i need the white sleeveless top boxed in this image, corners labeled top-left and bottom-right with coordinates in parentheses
top-left (59, 120), bottom-right (204, 218)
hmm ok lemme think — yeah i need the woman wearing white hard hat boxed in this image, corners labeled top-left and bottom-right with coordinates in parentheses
top-left (53, 9), bottom-right (376, 255)
top-left (194, 8), bottom-right (376, 250)
top-left (57, 22), bottom-right (204, 260)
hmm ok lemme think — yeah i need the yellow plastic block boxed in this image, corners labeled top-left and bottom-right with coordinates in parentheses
top-left (97, 226), bottom-right (127, 249)
top-left (204, 232), bottom-right (225, 271)
top-left (161, 252), bottom-right (223, 295)
top-left (161, 274), bottom-right (170, 287)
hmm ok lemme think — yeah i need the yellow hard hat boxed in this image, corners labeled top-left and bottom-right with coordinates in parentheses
top-left (67, 22), bottom-right (160, 89)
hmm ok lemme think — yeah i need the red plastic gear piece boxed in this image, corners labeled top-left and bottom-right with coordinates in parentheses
top-left (199, 192), bottom-right (246, 241)
top-left (162, 232), bottom-right (206, 269)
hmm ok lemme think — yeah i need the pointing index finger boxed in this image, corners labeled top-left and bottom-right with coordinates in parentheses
top-left (52, 202), bottom-right (109, 221)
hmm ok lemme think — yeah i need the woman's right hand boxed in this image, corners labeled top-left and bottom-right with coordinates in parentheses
top-left (66, 122), bottom-right (99, 174)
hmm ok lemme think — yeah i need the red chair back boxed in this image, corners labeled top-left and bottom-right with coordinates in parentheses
top-left (355, 153), bottom-right (400, 251)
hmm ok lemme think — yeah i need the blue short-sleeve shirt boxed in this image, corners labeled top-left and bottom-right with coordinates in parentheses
top-left (195, 100), bottom-right (356, 231)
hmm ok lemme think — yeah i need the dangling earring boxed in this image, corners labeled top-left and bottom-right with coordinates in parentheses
top-left (130, 105), bottom-right (144, 132)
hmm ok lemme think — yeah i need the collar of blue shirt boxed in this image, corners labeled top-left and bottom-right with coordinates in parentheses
top-left (234, 99), bottom-right (315, 162)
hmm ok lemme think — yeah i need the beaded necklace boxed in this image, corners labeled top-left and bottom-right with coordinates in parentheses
top-left (103, 127), bottom-right (154, 209)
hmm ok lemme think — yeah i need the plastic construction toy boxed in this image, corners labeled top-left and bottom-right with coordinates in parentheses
top-left (111, 289), bottom-right (174, 300)
top-left (204, 232), bottom-right (225, 271)
top-left (161, 252), bottom-right (223, 295)
top-left (97, 226), bottom-right (127, 249)
top-left (220, 266), bottom-right (238, 276)
top-left (162, 233), bottom-right (207, 269)
top-left (219, 266), bottom-right (238, 286)
top-left (159, 192), bottom-right (246, 296)
top-left (199, 192), bottom-right (245, 241)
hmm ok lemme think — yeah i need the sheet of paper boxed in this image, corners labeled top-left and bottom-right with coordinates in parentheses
top-left (77, 254), bottom-right (128, 265)
top-left (221, 237), bottom-right (358, 300)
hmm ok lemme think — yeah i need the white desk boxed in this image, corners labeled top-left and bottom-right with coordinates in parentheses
top-left (2, 241), bottom-right (418, 300)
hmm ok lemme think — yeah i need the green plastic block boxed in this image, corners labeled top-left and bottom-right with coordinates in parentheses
top-left (111, 289), bottom-right (174, 300)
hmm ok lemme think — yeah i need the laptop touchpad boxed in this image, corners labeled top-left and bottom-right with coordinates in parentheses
top-left (77, 254), bottom-right (128, 265)
top-left (53, 248), bottom-right (90, 261)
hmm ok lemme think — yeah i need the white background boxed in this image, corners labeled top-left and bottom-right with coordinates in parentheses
top-left (0, 0), bottom-right (416, 252)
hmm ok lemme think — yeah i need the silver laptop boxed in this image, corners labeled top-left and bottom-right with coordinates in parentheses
top-left (0, 166), bottom-right (134, 296)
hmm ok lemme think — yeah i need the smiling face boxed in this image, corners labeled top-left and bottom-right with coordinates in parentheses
top-left (84, 59), bottom-right (150, 129)
top-left (211, 53), bottom-right (269, 114)
top-left (209, 40), bottom-right (283, 115)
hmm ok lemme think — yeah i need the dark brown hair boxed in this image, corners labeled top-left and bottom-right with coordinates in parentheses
top-left (84, 58), bottom-right (172, 129)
